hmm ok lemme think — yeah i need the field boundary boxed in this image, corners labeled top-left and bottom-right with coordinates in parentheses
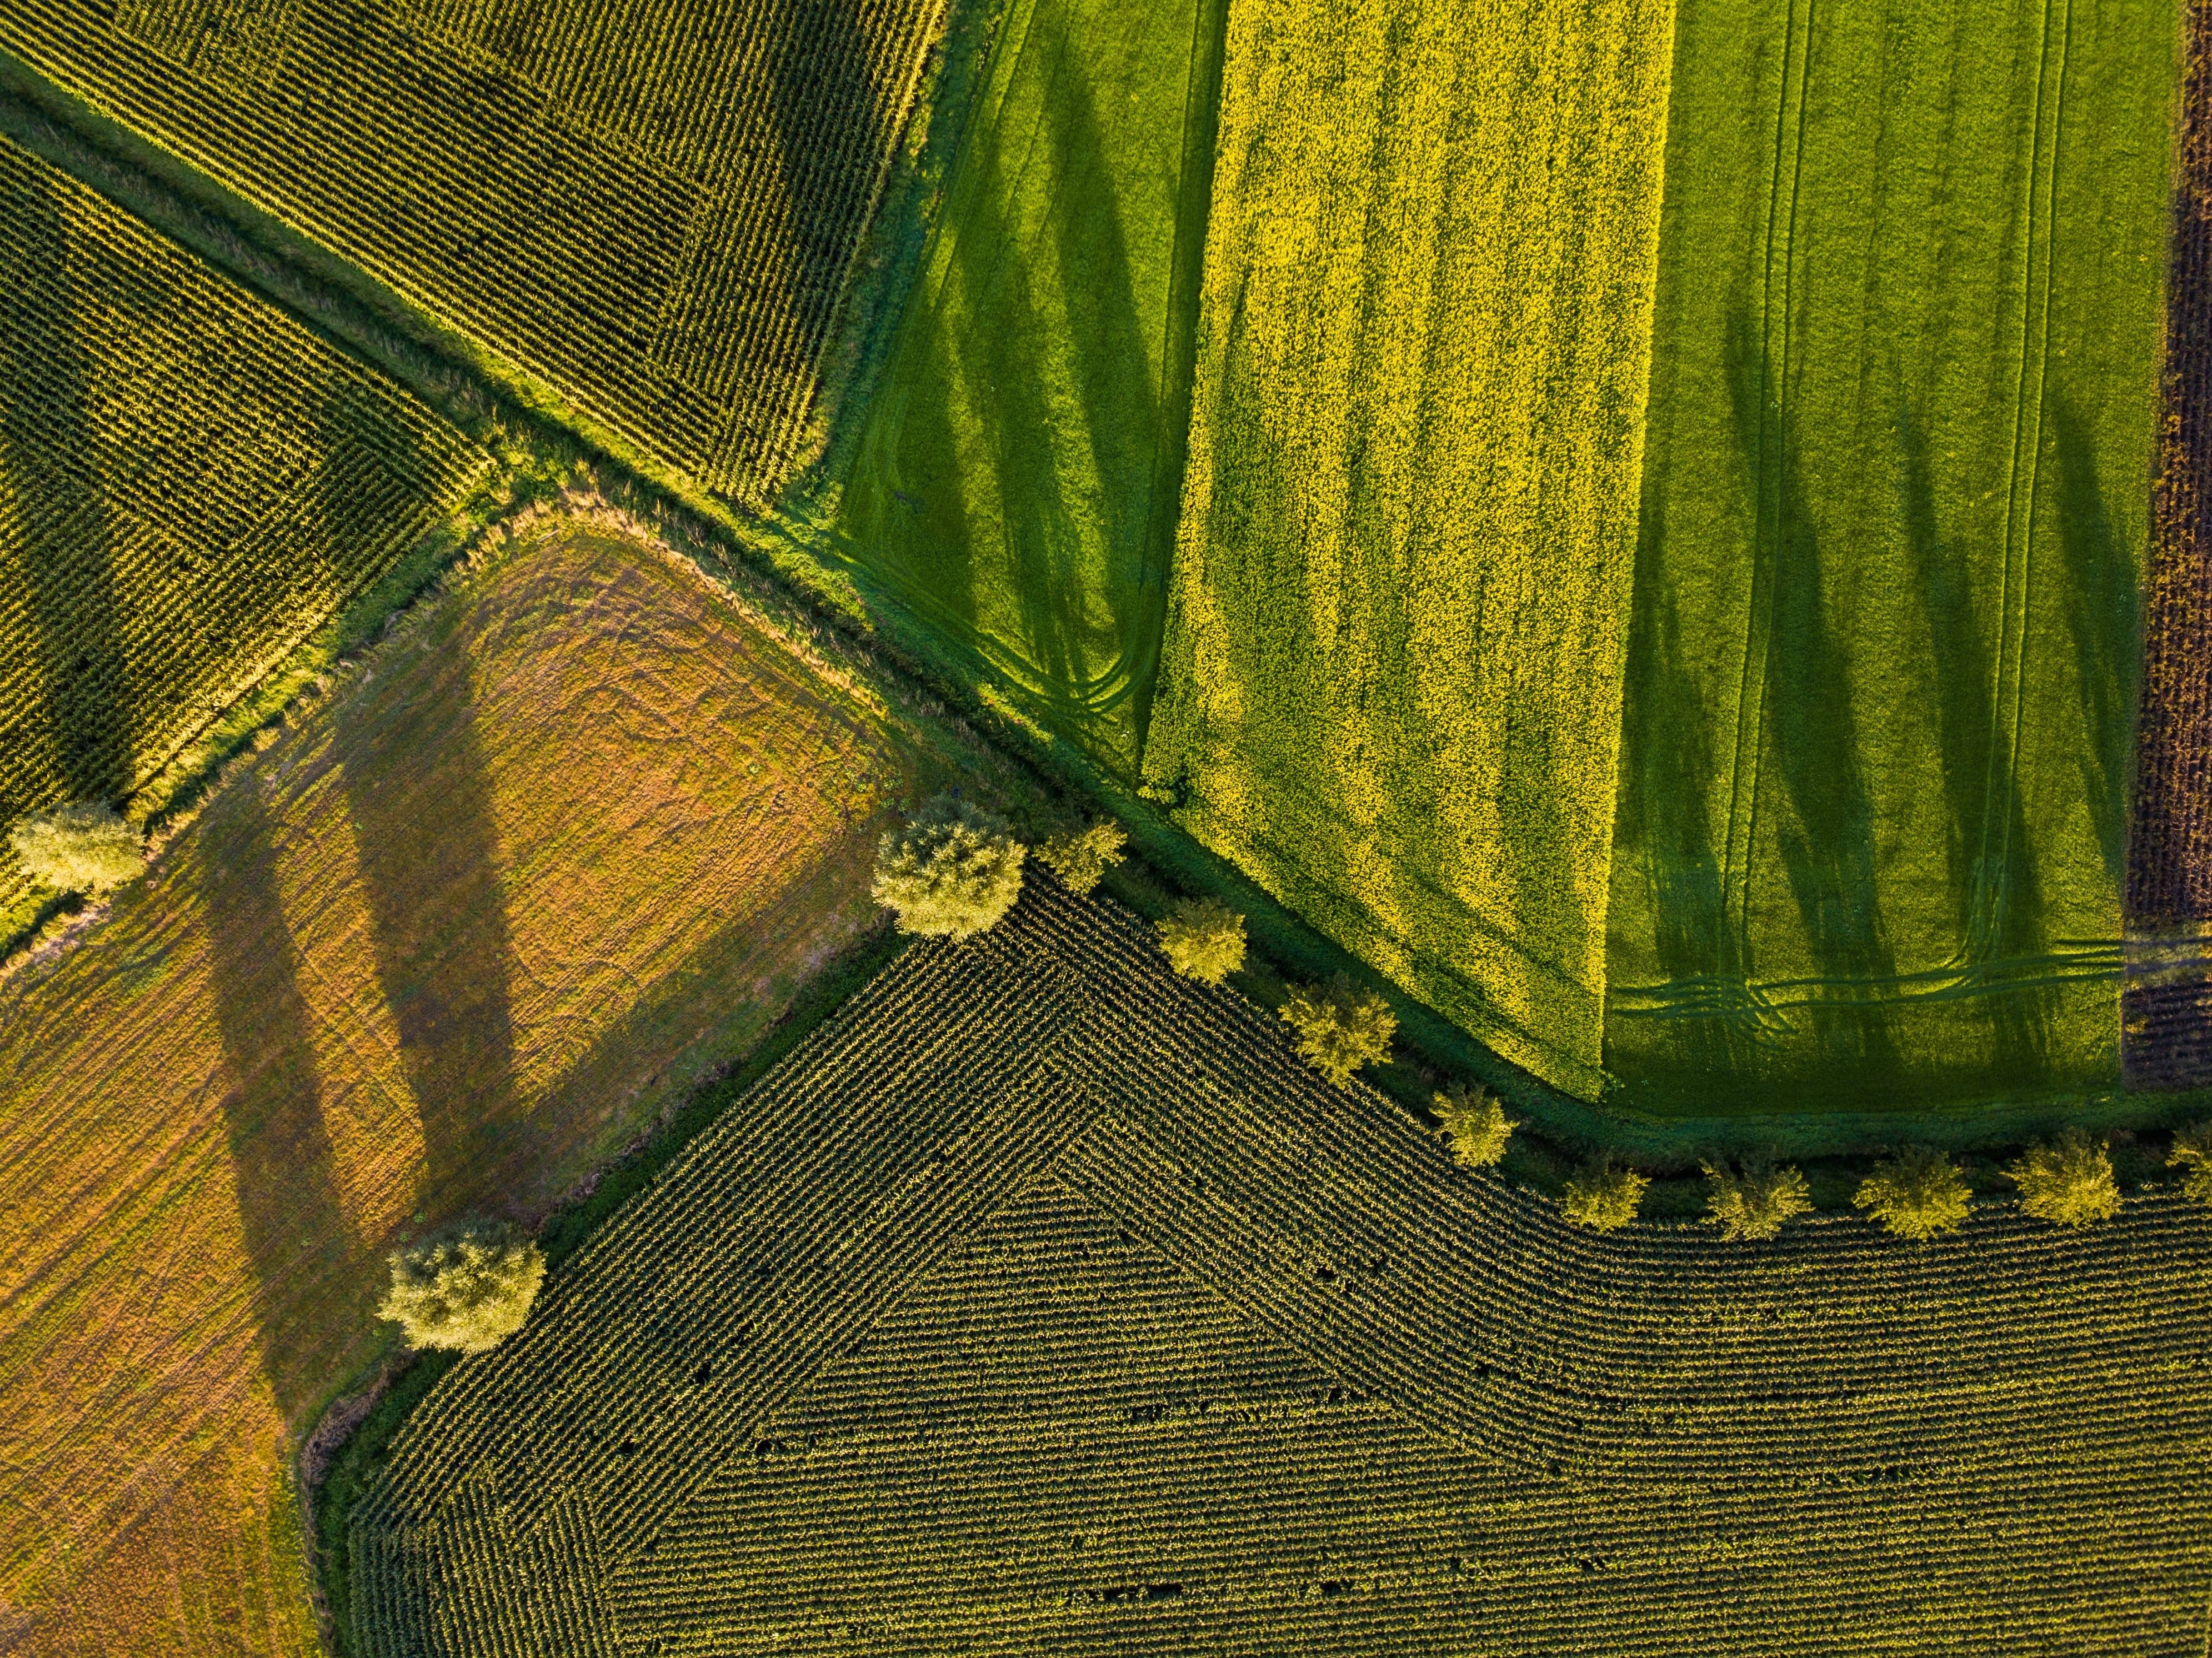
top-left (336, 879), bottom-right (2212, 1656)
top-left (5, 16), bottom-right (2196, 1170)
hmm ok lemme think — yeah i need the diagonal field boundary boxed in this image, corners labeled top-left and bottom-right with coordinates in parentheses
top-left (349, 879), bottom-right (2212, 1655)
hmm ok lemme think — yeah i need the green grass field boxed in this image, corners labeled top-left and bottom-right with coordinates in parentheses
top-left (343, 884), bottom-right (2212, 1655)
top-left (828, 0), bottom-right (1226, 768)
top-left (1137, 0), bottom-right (1675, 1096)
top-left (1604, 0), bottom-right (2176, 1114)
top-left (0, 130), bottom-right (489, 938)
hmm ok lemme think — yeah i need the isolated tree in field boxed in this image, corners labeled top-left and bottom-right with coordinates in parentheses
top-left (9, 802), bottom-right (145, 895)
top-left (1036, 819), bottom-right (1127, 894)
top-left (2006, 1128), bottom-right (2121, 1228)
top-left (1701, 1155), bottom-right (1811, 1241)
top-left (377, 1221), bottom-right (546, 1353)
top-left (1562, 1158), bottom-right (1647, 1232)
top-left (1280, 973), bottom-right (1395, 1085)
top-left (1156, 895), bottom-right (1246, 985)
top-left (1853, 1145), bottom-right (1973, 1241)
top-left (870, 794), bottom-right (1025, 940)
top-left (2170, 1120), bottom-right (2212, 1205)
top-left (1435, 1081), bottom-right (1515, 1169)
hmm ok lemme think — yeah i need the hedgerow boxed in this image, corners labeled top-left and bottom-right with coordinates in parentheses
top-left (1854, 1146), bottom-right (1973, 1242)
top-left (2007, 1129), bottom-right (2121, 1228)
top-left (1700, 1156), bottom-right (1811, 1242)
top-left (1155, 896), bottom-right (1247, 985)
top-left (1279, 973), bottom-right (1395, 1085)
top-left (871, 795), bottom-right (1026, 940)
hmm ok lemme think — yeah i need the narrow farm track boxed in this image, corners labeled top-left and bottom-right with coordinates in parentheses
top-left (351, 880), bottom-right (2212, 1655)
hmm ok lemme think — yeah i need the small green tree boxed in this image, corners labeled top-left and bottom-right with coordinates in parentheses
top-left (1701, 1155), bottom-right (1811, 1241)
top-left (1279, 973), bottom-right (1395, 1085)
top-left (2170, 1120), bottom-right (2212, 1205)
top-left (870, 794), bottom-right (1026, 940)
top-left (1562, 1159), bottom-right (1648, 1232)
top-left (1155, 896), bottom-right (1247, 985)
top-left (1035, 819), bottom-right (1127, 895)
top-left (2007, 1127), bottom-right (2121, 1228)
top-left (1435, 1083), bottom-right (1515, 1169)
top-left (377, 1221), bottom-right (546, 1353)
top-left (1853, 1145), bottom-right (1973, 1241)
top-left (11, 802), bottom-right (145, 894)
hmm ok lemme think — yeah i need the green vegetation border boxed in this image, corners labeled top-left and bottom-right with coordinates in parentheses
top-left (308, 922), bottom-right (911, 1657)
top-left (7, 14), bottom-right (2203, 1175)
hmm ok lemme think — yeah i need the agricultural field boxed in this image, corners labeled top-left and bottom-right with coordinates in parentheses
top-left (1603, 0), bottom-right (2177, 1113)
top-left (347, 882), bottom-right (2212, 1655)
top-left (0, 519), bottom-right (915, 1657)
top-left (0, 129), bottom-right (490, 940)
top-left (2129, 0), bottom-right (2212, 1088)
top-left (1138, 0), bottom-right (1675, 1097)
top-left (828, 0), bottom-right (1226, 768)
top-left (0, 0), bottom-right (947, 505)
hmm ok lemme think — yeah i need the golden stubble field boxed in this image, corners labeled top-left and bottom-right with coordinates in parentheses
top-left (0, 517), bottom-right (914, 1655)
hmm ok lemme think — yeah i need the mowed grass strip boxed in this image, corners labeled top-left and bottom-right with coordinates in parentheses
top-left (0, 522), bottom-right (912, 1658)
top-left (1605, 0), bottom-right (2175, 1113)
top-left (0, 131), bottom-right (491, 939)
top-left (0, 0), bottom-right (945, 504)
top-left (832, 0), bottom-right (1224, 768)
top-left (1138, 0), bottom-right (1676, 1096)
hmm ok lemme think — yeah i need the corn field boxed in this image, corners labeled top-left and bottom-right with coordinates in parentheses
top-left (0, 0), bottom-right (946, 507)
top-left (0, 133), bottom-right (488, 913)
top-left (347, 881), bottom-right (2212, 1655)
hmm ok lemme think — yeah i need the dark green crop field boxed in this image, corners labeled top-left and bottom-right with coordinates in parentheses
top-left (0, 0), bottom-right (947, 505)
top-left (829, 0), bottom-right (1225, 768)
top-left (345, 884), bottom-right (2212, 1655)
top-left (0, 130), bottom-right (488, 931)
top-left (1605, 0), bottom-right (2177, 1113)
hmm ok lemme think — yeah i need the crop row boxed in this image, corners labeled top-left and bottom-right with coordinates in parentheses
top-left (2, 0), bottom-right (944, 503)
top-left (0, 135), bottom-right (487, 882)
top-left (349, 879), bottom-right (2212, 1655)
top-left (2126, 0), bottom-right (2212, 1084)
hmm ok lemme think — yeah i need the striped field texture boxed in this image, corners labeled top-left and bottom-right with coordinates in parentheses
top-left (0, 130), bottom-right (488, 934)
top-left (0, 0), bottom-right (946, 505)
top-left (348, 880), bottom-right (2212, 1655)
top-left (1138, 0), bottom-right (1677, 1098)
top-left (1604, 0), bottom-right (2176, 1113)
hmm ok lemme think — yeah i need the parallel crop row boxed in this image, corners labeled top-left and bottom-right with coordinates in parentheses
top-left (1, 0), bottom-right (945, 504)
top-left (0, 134), bottom-right (488, 911)
top-left (349, 880), bottom-right (2212, 1656)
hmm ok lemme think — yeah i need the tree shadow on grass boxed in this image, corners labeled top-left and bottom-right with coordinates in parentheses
top-left (197, 782), bottom-right (350, 1428)
top-left (0, 156), bottom-right (128, 817)
top-left (333, 393), bottom-right (518, 1209)
top-left (2049, 396), bottom-right (2138, 894)
top-left (337, 652), bottom-right (518, 1207)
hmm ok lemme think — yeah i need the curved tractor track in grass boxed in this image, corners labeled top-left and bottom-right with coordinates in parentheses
top-left (825, 0), bottom-right (1230, 773)
top-left (349, 879), bottom-right (2212, 1656)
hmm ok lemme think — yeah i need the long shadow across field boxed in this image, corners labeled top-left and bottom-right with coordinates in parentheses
top-left (335, 433), bottom-right (518, 1206)
top-left (198, 783), bottom-right (352, 1427)
top-left (2050, 397), bottom-right (2138, 892)
top-left (0, 161), bottom-right (128, 814)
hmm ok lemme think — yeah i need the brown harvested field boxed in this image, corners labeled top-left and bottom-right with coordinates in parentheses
top-left (0, 517), bottom-right (915, 1655)
top-left (2129, 0), bottom-right (2212, 1084)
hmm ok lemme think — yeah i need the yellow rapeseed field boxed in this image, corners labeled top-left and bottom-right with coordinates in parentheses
top-left (1141, 0), bottom-right (1677, 1095)
top-left (0, 521), bottom-right (908, 1655)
